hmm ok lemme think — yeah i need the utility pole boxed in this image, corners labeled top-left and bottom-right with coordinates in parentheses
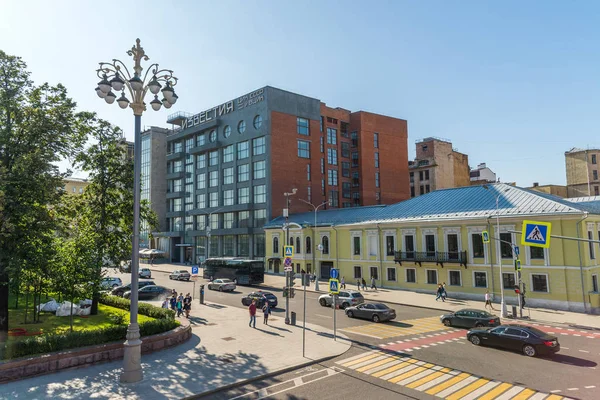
top-left (284, 189), bottom-right (297, 325)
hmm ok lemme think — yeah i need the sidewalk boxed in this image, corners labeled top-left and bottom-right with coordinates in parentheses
top-left (147, 263), bottom-right (600, 329)
top-left (0, 302), bottom-right (351, 400)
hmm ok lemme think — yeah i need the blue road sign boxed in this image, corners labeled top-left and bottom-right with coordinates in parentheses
top-left (521, 220), bottom-right (551, 248)
top-left (284, 257), bottom-right (293, 267)
top-left (514, 246), bottom-right (520, 256)
top-left (284, 245), bottom-right (294, 258)
top-left (191, 266), bottom-right (199, 275)
top-left (329, 278), bottom-right (339, 294)
top-left (330, 268), bottom-right (339, 279)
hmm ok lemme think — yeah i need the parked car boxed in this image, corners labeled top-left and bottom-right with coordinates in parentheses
top-left (139, 268), bottom-right (152, 279)
top-left (467, 324), bottom-right (560, 357)
top-left (318, 290), bottom-right (364, 309)
top-left (345, 303), bottom-right (396, 323)
top-left (123, 285), bottom-right (171, 300)
top-left (111, 280), bottom-right (156, 297)
top-left (440, 309), bottom-right (501, 328)
top-left (169, 270), bottom-right (191, 281)
top-left (241, 291), bottom-right (278, 308)
top-left (208, 278), bottom-right (236, 292)
top-left (100, 277), bottom-right (123, 290)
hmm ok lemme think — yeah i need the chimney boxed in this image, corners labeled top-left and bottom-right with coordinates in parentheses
top-left (533, 182), bottom-right (539, 187)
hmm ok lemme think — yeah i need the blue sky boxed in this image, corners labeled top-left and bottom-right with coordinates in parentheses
top-left (1, 1), bottom-right (599, 186)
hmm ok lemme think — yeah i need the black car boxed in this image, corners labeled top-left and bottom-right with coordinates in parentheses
top-left (241, 291), bottom-right (278, 308)
top-left (440, 309), bottom-right (501, 328)
top-left (111, 280), bottom-right (156, 297)
top-left (467, 324), bottom-right (560, 357)
top-left (123, 285), bottom-right (171, 300)
top-left (345, 303), bottom-right (396, 323)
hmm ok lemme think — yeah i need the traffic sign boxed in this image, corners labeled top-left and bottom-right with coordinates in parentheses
top-left (284, 245), bottom-right (294, 258)
top-left (329, 278), bottom-right (340, 294)
top-left (284, 257), bottom-right (292, 267)
top-left (191, 266), bottom-right (199, 275)
top-left (284, 265), bottom-right (293, 272)
top-left (330, 268), bottom-right (339, 279)
top-left (514, 246), bottom-right (519, 256)
top-left (482, 230), bottom-right (490, 244)
top-left (521, 220), bottom-right (551, 248)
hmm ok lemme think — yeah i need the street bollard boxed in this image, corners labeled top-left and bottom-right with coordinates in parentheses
top-left (511, 305), bottom-right (517, 318)
top-left (291, 311), bottom-right (296, 326)
top-left (200, 284), bottom-right (205, 305)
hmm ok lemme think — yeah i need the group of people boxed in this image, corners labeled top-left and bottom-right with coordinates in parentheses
top-left (162, 290), bottom-right (192, 318)
top-left (435, 283), bottom-right (448, 302)
top-left (349, 276), bottom-right (378, 291)
top-left (247, 298), bottom-right (271, 328)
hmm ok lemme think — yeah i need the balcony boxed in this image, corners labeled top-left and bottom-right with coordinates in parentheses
top-left (394, 251), bottom-right (468, 268)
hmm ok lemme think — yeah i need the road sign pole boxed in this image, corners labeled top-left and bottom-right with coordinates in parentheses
top-left (302, 272), bottom-right (306, 358)
top-left (332, 294), bottom-right (336, 341)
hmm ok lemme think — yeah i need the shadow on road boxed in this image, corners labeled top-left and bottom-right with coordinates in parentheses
top-left (542, 354), bottom-right (597, 368)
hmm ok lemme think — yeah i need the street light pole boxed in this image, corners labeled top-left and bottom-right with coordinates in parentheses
top-left (299, 199), bottom-right (328, 291)
top-left (283, 189), bottom-right (297, 325)
top-left (95, 39), bottom-right (178, 384)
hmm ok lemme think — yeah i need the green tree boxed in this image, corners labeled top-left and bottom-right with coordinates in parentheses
top-left (0, 50), bottom-right (89, 342)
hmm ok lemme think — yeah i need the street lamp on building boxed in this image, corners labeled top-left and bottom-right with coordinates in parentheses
top-left (483, 184), bottom-right (511, 318)
top-left (299, 199), bottom-right (329, 291)
top-left (95, 39), bottom-right (178, 384)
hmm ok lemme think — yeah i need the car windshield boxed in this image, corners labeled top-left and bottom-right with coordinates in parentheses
top-left (523, 327), bottom-right (548, 337)
top-left (374, 304), bottom-right (389, 309)
top-left (351, 293), bottom-right (363, 298)
top-left (478, 311), bottom-right (494, 317)
top-left (221, 279), bottom-right (232, 283)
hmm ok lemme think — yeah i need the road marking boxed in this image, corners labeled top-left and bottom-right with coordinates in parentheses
top-left (460, 380), bottom-right (503, 400)
top-left (562, 347), bottom-right (569, 350)
top-left (493, 386), bottom-right (526, 399)
top-left (315, 314), bottom-right (332, 319)
top-left (425, 372), bottom-right (471, 395)
top-left (567, 387), bottom-right (579, 391)
top-left (585, 385), bottom-right (596, 389)
top-left (550, 389), bottom-right (562, 393)
top-left (579, 350), bottom-right (590, 353)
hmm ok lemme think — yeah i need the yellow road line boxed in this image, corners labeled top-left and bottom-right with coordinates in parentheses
top-left (388, 366), bottom-right (429, 383)
top-left (446, 378), bottom-right (490, 400)
top-left (371, 360), bottom-right (418, 378)
top-left (405, 370), bottom-right (447, 389)
top-left (355, 356), bottom-right (400, 373)
top-left (477, 382), bottom-right (513, 400)
top-left (511, 388), bottom-right (536, 399)
top-left (545, 395), bottom-right (564, 400)
top-left (425, 372), bottom-right (471, 395)
top-left (341, 352), bottom-right (382, 367)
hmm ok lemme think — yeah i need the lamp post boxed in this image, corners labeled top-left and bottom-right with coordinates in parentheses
top-left (299, 199), bottom-right (328, 291)
top-left (95, 39), bottom-right (178, 384)
top-left (283, 189), bottom-right (297, 325)
top-left (483, 185), bottom-right (511, 318)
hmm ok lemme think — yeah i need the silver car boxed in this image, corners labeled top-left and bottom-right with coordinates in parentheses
top-left (208, 278), bottom-right (236, 292)
top-left (139, 268), bottom-right (152, 279)
top-left (318, 290), bottom-right (365, 309)
top-left (169, 270), bottom-right (191, 281)
top-left (100, 277), bottom-right (123, 289)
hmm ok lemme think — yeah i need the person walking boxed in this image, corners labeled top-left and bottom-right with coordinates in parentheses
top-left (484, 290), bottom-right (496, 311)
top-left (169, 295), bottom-right (177, 311)
top-left (341, 276), bottom-right (346, 289)
top-left (442, 282), bottom-right (447, 300)
top-left (370, 276), bottom-right (377, 291)
top-left (361, 277), bottom-right (367, 291)
top-left (262, 301), bottom-right (271, 325)
top-left (183, 293), bottom-right (192, 318)
top-left (356, 279), bottom-right (361, 291)
top-left (161, 299), bottom-right (168, 309)
top-left (435, 284), bottom-right (445, 302)
top-left (248, 299), bottom-right (257, 328)
top-left (176, 297), bottom-right (183, 317)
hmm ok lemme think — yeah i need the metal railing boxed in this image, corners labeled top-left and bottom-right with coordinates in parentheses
top-left (394, 250), bottom-right (468, 268)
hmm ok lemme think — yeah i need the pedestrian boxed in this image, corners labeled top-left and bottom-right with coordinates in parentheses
top-left (169, 295), bottom-right (176, 311)
top-left (177, 292), bottom-right (184, 304)
top-left (356, 279), bottom-right (361, 291)
top-left (370, 276), bottom-right (377, 291)
top-left (161, 299), bottom-right (168, 309)
top-left (171, 288), bottom-right (177, 297)
top-left (361, 277), bottom-right (367, 291)
top-left (435, 284), bottom-right (445, 302)
top-left (184, 293), bottom-right (192, 318)
top-left (248, 299), bottom-right (257, 328)
top-left (341, 276), bottom-right (346, 289)
top-left (484, 290), bottom-right (496, 311)
top-left (262, 301), bottom-right (271, 325)
top-left (442, 282), bottom-right (447, 300)
top-left (210, 275), bottom-right (213, 282)
top-left (176, 298), bottom-right (183, 317)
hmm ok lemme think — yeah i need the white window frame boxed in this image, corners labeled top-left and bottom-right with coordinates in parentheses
top-left (405, 268), bottom-right (417, 283)
top-left (351, 231), bottom-right (362, 258)
top-left (369, 265), bottom-right (379, 280)
top-left (384, 230), bottom-right (397, 257)
top-left (524, 244), bottom-right (549, 266)
top-left (497, 225), bottom-right (516, 263)
top-left (386, 266), bottom-right (397, 282)
top-left (295, 234), bottom-right (303, 255)
top-left (425, 268), bottom-right (438, 285)
top-left (401, 228), bottom-right (416, 255)
top-left (592, 274), bottom-right (599, 292)
top-left (353, 265), bottom-right (362, 279)
top-left (472, 271), bottom-right (488, 288)
top-left (367, 230), bottom-right (379, 257)
top-left (272, 233), bottom-right (280, 255)
top-left (421, 228), bottom-right (438, 255)
top-left (447, 269), bottom-right (462, 287)
top-left (530, 273), bottom-right (550, 293)
top-left (467, 226), bottom-right (489, 264)
top-left (443, 227), bottom-right (462, 255)
top-left (587, 223), bottom-right (596, 264)
top-left (319, 232), bottom-right (330, 257)
top-left (502, 272), bottom-right (516, 290)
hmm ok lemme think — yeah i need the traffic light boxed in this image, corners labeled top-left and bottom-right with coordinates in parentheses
top-left (290, 274), bottom-right (296, 287)
top-left (514, 285), bottom-right (520, 294)
top-left (521, 294), bottom-right (526, 308)
top-left (282, 287), bottom-right (289, 298)
top-left (514, 259), bottom-right (521, 271)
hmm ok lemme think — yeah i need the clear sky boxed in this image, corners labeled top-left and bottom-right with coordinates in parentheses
top-left (1, 0), bottom-right (599, 186)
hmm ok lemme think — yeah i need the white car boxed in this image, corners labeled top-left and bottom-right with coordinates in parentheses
top-left (208, 278), bottom-right (236, 292)
top-left (101, 277), bottom-right (123, 290)
top-left (169, 270), bottom-right (191, 281)
top-left (139, 268), bottom-right (152, 279)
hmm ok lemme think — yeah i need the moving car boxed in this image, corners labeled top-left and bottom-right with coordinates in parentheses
top-left (208, 278), bottom-right (236, 292)
top-left (100, 277), bottom-right (123, 290)
top-left (440, 309), bottom-right (501, 328)
top-left (123, 285), bottom-right (171, 300)
top-left (467, 324), bottom-right (560, 357)
top-left (111, 280), bottom-right (156, 297)
top-left (345, 303), bottom-right (396, 323)
top-left (139, 268), bottom-right (152, 279)
top-left (169, 270), bottom-right (191, 281)
top-left (318, 290), bottom-right (364, 309)
top-left (241, 291), bottom-right (278, 308)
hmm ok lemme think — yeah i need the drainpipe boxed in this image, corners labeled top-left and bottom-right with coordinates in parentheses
top-left (378, 223), bottom-right (384, 288)
top-left (487, 216), bottom-right (496, 299)
top-left (576, 212), bottom-right (589, 313)
top-left (332, 226), bottom-right (340, 278)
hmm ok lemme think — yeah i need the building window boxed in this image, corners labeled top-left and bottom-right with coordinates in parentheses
top-left (196, 153), bottom-right (206, 169)
top-left (322, 236), bottom-right (329, 254)
top-left (531, 274), bottom-right (549, 292)
top-left (368, 234), bottom-right (378, 257)
top-left (298, 140), bottom-right (310, 158)
top-left (222, 235), bottom-right (234, 256)
top-left (320, 137), bottom-right (324, 153)
top-left (306, 236), bottom-right (311, 254)
top-left (596, 186), bottom-right (600, 196)
top-left (593, 154), bottom-right (597, 164)
top-left (374, 133), bottom-right (379, 148)
top-left (253, 209), bottom-right (267, 228)
top-left (238, 211), bottom-right (250, 228)
top-left (306, 164), bottom-right (311, 181)
top-left (592, 274), bottom-right (598, 292)
top-left (322, 179), bottom-right (325, 196)
top-left (223, 125), bottom-right (231, 138)
top-left (353, 235), bottom-right (361, 255)
top-left (375, 172), bottom-right (380, 188)
top-left (253, 115), bottom-right (263, 129)
top-left (530, 246), bottom-right (545, 260)
top-left (223, 189), bottom-right (234, 206)
top-left (354, 266), bottom-right (362, 279)
top-left (237, 141), bottom-right (249, 160)
top-left (471, 233), bottom-right (484, 258)
top-left (254, 184), bottom-right (266, 203)
top-left (238, 164), bottom-right (249, 182)
top-left (238, 120), bottom-right (246, 134)
top-left (406, 268), bottom-right (416, 283)
top-left (223, 212), bottom-right (235, 229)
top-left (196, 173), bottom-right (206, 189)
top-left (209, 191), bottom-right (219, 207)
top-left (195, 215), bottom-right (206, 231)
top-left (351, 131), bottom-right (358, 147)
top-left (351, 152), bottom-right (359, 168)
top-left (425, 234), bottom-right (436, 257)
top-left (594, 170), bottom-right (598, 181)
top-left (196, 194), bottom-right (206, 209)
top-left (502, 272), bottom-right (516, 289)
top-left (253, 160), bottom-right (266, 179)
top-left (420, 185), bottom-right (424, 195)
top-left (386, 236), bottom-right (395, 256)
top-left (209, 170), bottom-right (219, 187)
top-left (320, 116), bottom-right (324, 132)
top-left (327, 148), bottom-right (338, 165)
top-left (209, 130), bottom-right (217, 143)
top-left (223, 167), bottom-right (234, 185)
top-left (424, 170), bottom-right (430, 180)
top-left (238, 235), bottom-right (250, 256)
top-left (196, 133), bottom-right (206, 147)
top-left (342, 182), bottom-right (351, 198)
top-left (297, 117), bottom-right (309, 135)
top-left (370, 266), bottom-right (378, 280)
top-left (327, 169), bottom-right (338, 186)
top-left (419, 171), bottom-right (423, 181)
top-left (308, 186), bottom-right (312, 203)
top-left (320, 158), bottom-right (325, 174)
top-left (222, 145), bottom-right (234, 163)
top-left (426, 269), bottom-right (437, 285)
top-left (253, 136), bottom-right (265, 155)
top-left (410, 187), bottom-right (415, 198)
top-left (387, 267), bottom-right (396, 282)
top-left (296, 237), bottom-right (301, 253)
top-left (327, 128), bottom-right (337, 145)
top-left (449, 270), bottom-right (461, 286)
top-left (588, 230), bottom-right (595, 259)
top-left (342, 162), bottom-right (350, 178)
top-left (409, 172), bottom-right (414, 183)
top-left (171, 198), bottom-right (182, 212)
top-left (341, 142), bottom-right (350, 158)
top-left (209, 150), bottom-right (219, 166)
top-left (238, 187), bottom-right (249, 204)
top-left (474, 272), bottom-right (487, 288)
top-left (273, 237), bottom-right (279, 254)
top-left (329, 191), bottom-right (339, 207)
top-left (374, 152), bottom-right (379, 168)
top-left (500, 233), bottom-right (512, 258)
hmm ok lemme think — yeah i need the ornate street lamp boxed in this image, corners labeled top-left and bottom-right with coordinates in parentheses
top-left (95, 38), bottom-right (178, 384)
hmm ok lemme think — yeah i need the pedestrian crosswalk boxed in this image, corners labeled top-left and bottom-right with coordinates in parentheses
top-left (339, 316), bottom-right (451, 339)
top-left (336, 350), bottom-right (569, 399)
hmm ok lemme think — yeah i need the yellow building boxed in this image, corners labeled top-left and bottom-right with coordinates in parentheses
top-left (62, 177), bottom-right (90, 195)
top-left (265, 183), bottom-right (600, 314)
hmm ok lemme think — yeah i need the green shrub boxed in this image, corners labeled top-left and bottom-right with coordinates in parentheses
top-left (99, 294), bottom-right (175, 320)
top-left (139, 318), bottom-right (180, 336)
top-left (107, 310), bottom-right (127, 325)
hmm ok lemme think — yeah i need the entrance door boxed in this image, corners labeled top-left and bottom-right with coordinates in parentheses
top-left (274, 259), bottom-right (281, 274)
top-left (320, 262), bottom-right (333, 279)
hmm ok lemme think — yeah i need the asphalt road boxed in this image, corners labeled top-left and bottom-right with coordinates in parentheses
top-left (108, 269), bottom-right (600, 399)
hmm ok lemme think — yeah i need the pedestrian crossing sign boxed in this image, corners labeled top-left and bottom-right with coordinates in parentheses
top-left (329, 278), bottom-right (340, 294)
top-left (521, 220), bottom-right (551, 248)
top-left (284, 245), bottom-right (294, 258)
top-left (482, 230), bottom-right (490, 244)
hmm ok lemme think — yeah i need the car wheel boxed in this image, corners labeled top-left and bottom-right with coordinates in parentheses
top-left (112, 284), bottom-right (119, 288)
top-left (523, 344), bottom-right (536, 357)
top-left (219, 286), bottom-right (223, 292)
top-left (341, 302), bottom-right (350, 310)
top-left (475, 323), bottom-right (484, 328)
top-left (372, 314), bottom-right (380, 323)
top-left (319, 298), bottom-right (327, 307)
top-left (186, 278), bottom-right (190, 281)
top-left (169, 276), bottom-right (172, 280)
top-left (469, 335), bottom-right (481, 346)
top-left (442, 319), bottom-right (452, 327)
top-left (347, 311), bottom-right (354, 318)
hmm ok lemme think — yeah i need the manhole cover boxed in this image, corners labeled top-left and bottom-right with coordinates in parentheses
top-left (222, 337), bottom-right (236, 341)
